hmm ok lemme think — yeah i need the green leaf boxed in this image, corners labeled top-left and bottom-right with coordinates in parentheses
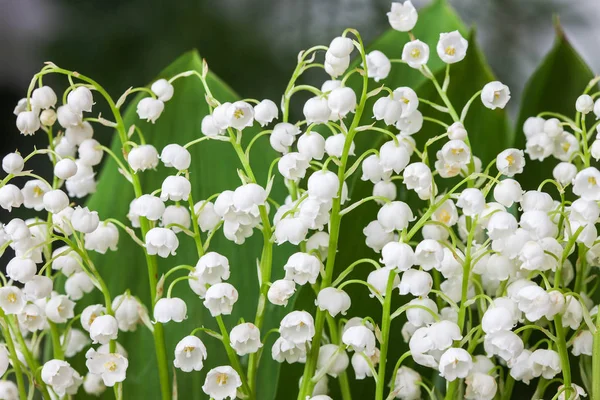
top-left (76, 51), bottom-right (291, 399)
top-left (514, 22), bottom-right (597, 190)
top-left (277, 4), bottom-right (510, 397)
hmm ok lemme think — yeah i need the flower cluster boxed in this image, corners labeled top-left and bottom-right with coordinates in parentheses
top-left (2, 1), bottom-right (600, 400)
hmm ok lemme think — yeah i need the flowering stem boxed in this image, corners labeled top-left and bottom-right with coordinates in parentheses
top-left (593, 313), bottom-right (600, 400)
top-left (298, 30), bottom-right (369, 400)
top-left (553, 316), bottom-right (573, 397)
top-left (215, 316), bottom-right (254, 399)
top-left (0, 315), bottom-right (27, 399)
top-left (225, 131), bottom-right (273, 395)
top-left (375, 271), bottom-right (396, 400)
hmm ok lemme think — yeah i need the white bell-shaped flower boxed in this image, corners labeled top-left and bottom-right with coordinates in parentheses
top-left (437, 31), bottom-right (468, 64)
top-left (298, 132), bottom-right (325, 160)
top-left (573, 167), bottom-right (600, 201)
top-left (161, 205), bottom-right (191, 233)
top-left (284, 252), bottom-right (321, 285)
top-left (85, 349), bottom-right (128, 387)
top-left (16, 110), bottom-right (41, 135)
top-left (65, 271), bottom-right (95, 300)
top-left (387, 1), bottom-right (418, 31)
top-left (226, 101), bottom-right (254, 130)
top-left (406, 297), bottom-right (438, 327)
top-left (317, 344), bottom-right (349, 378)
top-left (327, 87), bottom-right (356, 118)
top-left (438, 348), bottom-right (472, 381)
top-left (6, 257), bottom-right (36, 283)
top-left (303, 96), bottom-right (330, 124)
top-left (365, 50), bottom-right (391, 82)
top-left (160, 144), bottom-right (191, 171)
top-left (202, 366), bottom-right (241, 400)
top-left (377, 201), bottom-right (414, 232)
top-left (54, 158), bottom-right (78, 180)
top-left (457, 188), bottom-right (485, 216)
top-left (23, 275), bottom-right (52, 301)
top-left (136, 97), bottom-right (164, 123)
top-left (342, 325), bottom-right (376, 356)
top-left (128, 144), bottom-right (159, 172)
top-left (22, 179), bottom-right (51, 211)
top-left (398, 269), bottom-right (433, 297)
top-left (174, 335), bottom-right (207, 372)
top-left (481, 81), bottom-right (510, 110)
top-left (315, 287), bottom-right (351, 317)
top-left (373, 96), bottom-right (403, 125)
top-left (381, 242), bottom-right (415, 271)
top-left (83, 372), bottom-right (106, 396)
top-left (0, 185), bottom-right (23, 212)
top-left (367, 267), bottom-right (400, 297)
top-left (529, 349), bottom-right (561, 379)
top-left (45, 294), bottom-right (75, 323)
top-left (151, 79), bottom-right (174, 102)
top-left (272, 337), bottom-right (307, 363)
top-left (153, 297), bottom-right (187, 323)
top-left (0, 286), bottom-right (26, 315)
top-left (230, 323), bottom-right (262, 356)
top-left (280, 311), bottom-right (315, 344)
top-left (2, 152), bottom-right (24, 174)
top-left (402, 40), bottom-right (429, 68)
top-left (201, 115), bottom-right (223, 137)
top-left (71, 206), bottom-right (100, 233)
top-left (160, 175), bottom-right (191, 201)
top-left (493, 179), bottom-right (523, 207)
top-left (145, 227), bottom-right (179, 257)
top-left (253, 99), bottom-right (278, 126)
top-left (203, 283), bottom-right (238, 316)
top-left (267, 279), bottom-right (296, 306)
top-left (379, 141), bottom-right (410, 174)
top-left (42, 359), bottom-right (81, 396)
top-left (89, 315), bottom-right (119, 344)
top-left (483, 331), bottom-right (523, 363)
top-left (85, 221), bottom-right (119, 254)
top-left (465, 372), bottom-right (497, 400)
top-left (81, 304), bottom-right (106, 332)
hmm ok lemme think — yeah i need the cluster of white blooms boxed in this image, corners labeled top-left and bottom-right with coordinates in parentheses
top-left (2, 2), bottom-right (600, 400)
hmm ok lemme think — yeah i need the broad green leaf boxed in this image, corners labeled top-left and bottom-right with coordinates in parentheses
top-left (515, 23), bottom-right (597, 190)
top-left (277, 1), bottom-right (510, 398)
top-left (74, 51), bottom-right (291, 399)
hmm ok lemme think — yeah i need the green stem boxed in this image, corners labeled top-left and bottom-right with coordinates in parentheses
top-left (325, 315), bottom-right (352, 400)
top-left (375, 271), bottom-right (395, 400)
top-left (554, 316), bottom-right (572, 397)
top-left (298, 30), bottom-right (369, 400)
top-left (215, 316), bottom-right (253, 399)
top-left (1, 316), bottom-right (27, 399)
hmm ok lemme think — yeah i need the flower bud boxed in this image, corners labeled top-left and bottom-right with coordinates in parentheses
top-left (316, 287), bottom-right (351, 317)
top-left (128, 144), bottom-right (159, 172)
top-left (267, 279), bottom-right (296, 306)
top-left (254, 99), bottom-right (278, 126)
top-left (447, 121), bottom-right (467, 140)
top-left (342, 325), bottom-right (376, 356)
top-left (67, 86), bottom-right (94, 114)
top-left (40, 109), bottom-right (57, 126)
top-left (387, 1), bottom-right (418, 31)
top-left (160, 144), bottom-right (191, 171)
top-left (0, 184), bottom-right (24, 212)
top-left (365, 50), bottom-right (391, 82)
top-left (151, 79), bottom-right (174, 102)
top-left (2, 152), bottom-right (24, 175)
top-left (303, 96), bottom-right (330, 124)
top-left (54, 159), bottom-right (78, 180)
top-left (298, 132), bottom-right (325, 160)
top-left (136, 97), bottom-right (164, 123)
top-left (576, 94), bottom-right (594, 114)
top-left (43, 189), bottom-right (69, 214)
top-left (327, 87), bottom-right (356, 118)
top-left (6, 257), bottom-right (36, 283)
top-left (16, 110), bottom-right (40, 135)
top-left (154, 297), bottom-right (187, 323)
top-left (329, 36), bottom-right (354, 58)
top-left (201, 115), bottom-right (223, 137)
top-left (78, 139), bottom-right (103, 166)
top-left (31, 86), bottom-right (57, 109)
